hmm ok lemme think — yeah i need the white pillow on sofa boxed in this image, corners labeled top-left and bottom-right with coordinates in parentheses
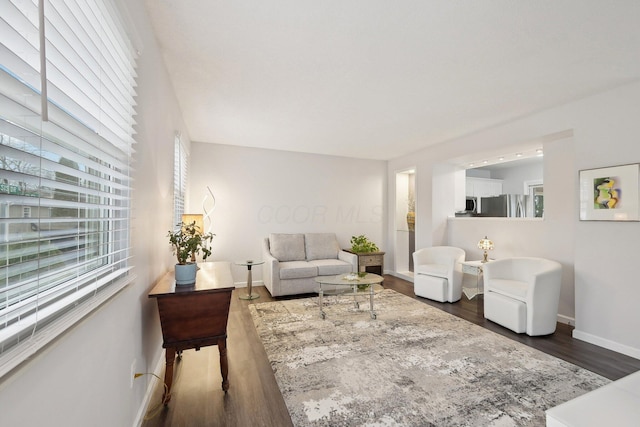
top-left (304, 233), bottom-right (339, 260)
top-left (269, 233), bottom-right (306, 262)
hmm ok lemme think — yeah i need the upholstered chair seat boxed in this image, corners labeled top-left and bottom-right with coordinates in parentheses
top-left (483, 257), bottom-right (562, 336)
top-left (412, 246), bottom-right (465, 303)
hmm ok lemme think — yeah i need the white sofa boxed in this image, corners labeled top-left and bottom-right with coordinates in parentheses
top-left (262, 233), bottom-right (358, 297)
top-left (546, 370), bottom-right (640, 426)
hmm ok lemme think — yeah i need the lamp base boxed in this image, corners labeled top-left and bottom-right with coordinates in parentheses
top-left (482, 251), bottom-right (489, 263)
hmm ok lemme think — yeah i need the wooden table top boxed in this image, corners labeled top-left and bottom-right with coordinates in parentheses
top-left (149, 261), bottom-right (234, 297)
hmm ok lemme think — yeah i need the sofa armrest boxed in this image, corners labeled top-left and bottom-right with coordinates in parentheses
top-left (527, 263), bottom-right (562, 334)
top-left (338, 250), bottom-right (358, 272)
top-left (262, 238), bottom-right (280, 296)
top-left (412, 248), bottom-right (431, 266)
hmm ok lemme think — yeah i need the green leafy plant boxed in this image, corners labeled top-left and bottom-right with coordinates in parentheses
top-left (167, 221), bottom-right (215, 264)
top-left (350, 235), bottom-right (379, 253)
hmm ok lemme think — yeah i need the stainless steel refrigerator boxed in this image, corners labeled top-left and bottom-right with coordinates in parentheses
top-left (480, 194), bottom-right (531, 217)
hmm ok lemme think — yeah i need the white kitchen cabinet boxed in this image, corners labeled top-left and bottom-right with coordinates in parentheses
top-left (466, 177), bottom-right (503, 213)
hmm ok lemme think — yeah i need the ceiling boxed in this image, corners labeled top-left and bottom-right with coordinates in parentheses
top-left (143, 1), bottom-right (640, 160)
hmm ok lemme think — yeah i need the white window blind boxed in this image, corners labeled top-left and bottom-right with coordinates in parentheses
top-left (0, 0), bottom-right (137, 376)
top-left (173, 133), bottom-right (187, 230)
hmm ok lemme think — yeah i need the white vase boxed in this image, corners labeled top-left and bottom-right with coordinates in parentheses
top-left (175, 263), bottom-right (197, 286)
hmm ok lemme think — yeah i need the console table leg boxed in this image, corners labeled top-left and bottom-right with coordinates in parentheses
top-left (218, 338), bottom-right (229, 392)
top-left (163, 348), bottom-right (176, 404)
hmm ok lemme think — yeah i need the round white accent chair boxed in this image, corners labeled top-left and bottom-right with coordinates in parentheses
top-left (412, 246), bottom-right (465, 303)
top-left (483, 257), bottom-right (562, 336)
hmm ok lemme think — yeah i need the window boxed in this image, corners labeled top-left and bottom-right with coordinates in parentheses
top-left (173, 133), bottom-right (187, 229)
top-left (0, 0), bottom-right (137, 376)
top-left (525, 180), bottom-right (544, 218)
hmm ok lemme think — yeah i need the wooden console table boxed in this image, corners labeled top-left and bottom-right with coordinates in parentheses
top-left (345, 250), bottom-right (385, 275)
top-left (148, 261), bottom-right (234, 404)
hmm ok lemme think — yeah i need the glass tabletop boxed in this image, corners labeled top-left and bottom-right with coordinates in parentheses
top-left (235, 260), bottom-right (265, 267)
top-left (315, 272), bottom-right (383, 286)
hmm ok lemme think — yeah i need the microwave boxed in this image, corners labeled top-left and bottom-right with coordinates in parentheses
top-left (465, 196), bottom-right (477, 213)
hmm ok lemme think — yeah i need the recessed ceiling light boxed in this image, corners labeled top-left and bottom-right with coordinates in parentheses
top-left (498, 157), bottom-right (504, 161)
top-left (516, 153), bottom-right (523, 157)
top-left (483, 160), bottom-right (488, 164)
top-left (536, 148), bottom-right (543, 153)
top-left (469, 163), bottom-right (474, 167)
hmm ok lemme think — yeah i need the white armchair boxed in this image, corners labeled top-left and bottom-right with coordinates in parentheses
top-left (412, 246), bottom-right (465, 303)
top-left (483, 257), bottom-right (562, 336)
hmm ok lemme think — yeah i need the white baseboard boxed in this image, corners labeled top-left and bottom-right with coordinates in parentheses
top-left (556, 314), bottom-right (575, 326)
top-left (573, 329), bottom-right (640, 360)
top-left (133, 351), bottom-right (165, 427)
top-left (391, 271), bottom-right (414, 282)
top-left (233, 280), bottom-right (264, 288)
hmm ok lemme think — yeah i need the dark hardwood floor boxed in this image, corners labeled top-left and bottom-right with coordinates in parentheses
top-left (142, 275), bottom-right (640, 426)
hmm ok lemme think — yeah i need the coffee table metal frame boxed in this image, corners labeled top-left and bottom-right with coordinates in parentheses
top-left (315, 273), bottom-right (384, 319)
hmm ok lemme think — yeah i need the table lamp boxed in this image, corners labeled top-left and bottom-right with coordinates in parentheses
top-left (478, 236), bottom-right (494, 263)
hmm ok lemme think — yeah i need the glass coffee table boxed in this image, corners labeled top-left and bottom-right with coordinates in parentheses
top-left (315, 273), bottom-right (384, 319)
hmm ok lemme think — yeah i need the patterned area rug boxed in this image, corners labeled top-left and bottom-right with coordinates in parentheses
top-left (249, 289), bottom-right (610, 427)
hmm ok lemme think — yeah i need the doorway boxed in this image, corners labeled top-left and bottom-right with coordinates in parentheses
top-left (395, 169), bottom-right (415, 279)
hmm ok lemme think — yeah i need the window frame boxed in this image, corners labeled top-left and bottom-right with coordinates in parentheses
top-left (0, 0), bottom-right (138, 378)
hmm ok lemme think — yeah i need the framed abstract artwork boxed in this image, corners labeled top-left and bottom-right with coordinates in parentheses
top-left (579, 163), bottom-right (640, 221)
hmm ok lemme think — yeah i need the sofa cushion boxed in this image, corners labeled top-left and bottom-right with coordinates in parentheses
top-left (489, 278), bottom-right (528, 302)
top-left (308, 259), bottom-right (352, 276)
top-left (304, 233), bottom-right (340, 260)
top-left (270, 233), bottom-right (306, 262)
top-left (279, 261), bottom-right (318, 280)
top-left (415, 263), bottom-right (448, 278)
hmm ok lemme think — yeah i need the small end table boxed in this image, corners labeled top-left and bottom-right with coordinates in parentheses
top-left (236, 260), bottom-right (264, 300)
top-left (461, 259), bottom-right (493, 300)
top-left (344, 249), bottom-right (385, 275)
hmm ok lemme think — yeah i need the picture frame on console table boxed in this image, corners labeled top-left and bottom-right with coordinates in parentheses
top-left (579, 163), bottom-right (640, 221)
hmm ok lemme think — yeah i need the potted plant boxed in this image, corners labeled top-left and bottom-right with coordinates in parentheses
top-left (167, 221), bottom-right (215, 285)
top-left (350, 235), bottom-right (379, 253)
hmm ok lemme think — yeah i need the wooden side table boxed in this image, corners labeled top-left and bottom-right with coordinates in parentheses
top-left (345, 250), bottom-right (385, 275)
top-left (148, 262), bottom-right (234, 404)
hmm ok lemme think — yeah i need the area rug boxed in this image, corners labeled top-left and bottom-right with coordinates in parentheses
top-left (249, 289), bottom-right (610, 427)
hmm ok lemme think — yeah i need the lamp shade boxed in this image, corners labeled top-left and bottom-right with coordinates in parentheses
top-left (478, 236), bottom-right (494, 263)
top-left (181, 214), bottom-right (204, 233)
top-left (477, 236), bottom-right (494, 251)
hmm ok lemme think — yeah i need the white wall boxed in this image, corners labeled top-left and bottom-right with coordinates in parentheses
top-left (389, 80), bottom-right (640, 359)
top-left (572, 83), bottom-right (640, 358)
top-left (188, 143), bottom-right (387, 284)
top-left (0, 1), bottom-right (185, 425)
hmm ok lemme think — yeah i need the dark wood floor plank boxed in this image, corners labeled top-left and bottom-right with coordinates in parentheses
top-left (142, 275), bottom-right (640, 426)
